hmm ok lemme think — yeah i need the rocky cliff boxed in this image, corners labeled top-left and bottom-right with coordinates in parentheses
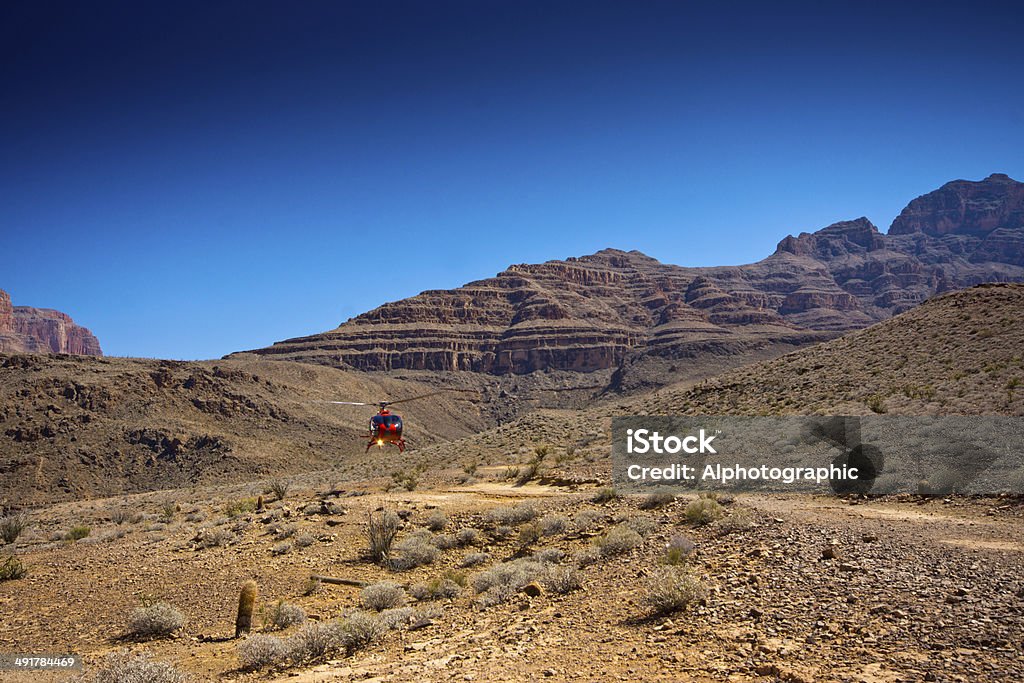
top-left (0, 289), bottom-right (102, 356)
top-left (232, 174), bottom-right (1024, 381)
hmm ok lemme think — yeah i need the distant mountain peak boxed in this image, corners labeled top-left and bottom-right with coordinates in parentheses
top-left (889, 173), bottom-right (1024, 237)
top-left (0, 288), bottom-right (102, 356)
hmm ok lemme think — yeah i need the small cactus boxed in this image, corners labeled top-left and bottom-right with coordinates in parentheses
top-left (256, 495), bottom-right (265, 512)
top-left (235, 580), bottom-right (258, 638)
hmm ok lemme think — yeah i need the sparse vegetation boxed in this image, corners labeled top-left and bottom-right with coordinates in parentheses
top-left (0, 512), bottom-right (28, 544)
top-left (1, 555), bottom-right (27, 581)
top-left (392, 533), bottom-right (439, 569)
top-left (366, 509), bottom-right (400, 564)
top-left (269, 479), bottom-right (290, 501)
top-left (591, 487), bottom-right (619, 503)
top-left (663, 534), bottom-right (696, 565)
top-left (263, 600), bottom-right (306, 630)
top-left (543, 566), bottom-right (582, 594)
top-left (714, 508), bottom-right (755, 534)
top-left (596, 524), bottom-right (643, 557)
top-left (361, 582), bottom-right (406, 611)
top-left (461, 551), bottom-right (491, 567)
top-left (644, 567), bottom-right (707, 615)
top-left (685, 497), bottom-right (724, 525)
top-left (485, 503), bottom-right (537, 526)
top-left (456, 527), bottom-right (481, 546)
top-left (638, 491), bottom-right (675, 509)
top-left (224, 498), bottom-right (258, 518)
top-left (238, 633), bottom-right (289, 671)
top-left (425, 509), bottom-right (448, 531)
top-left (127, 601), bottom-right (186, 639)
top-left (538, 514), bottom-right (568, 536)
top-left (77, 650), bottom-right (191, 682)
top-left (64, 524), bottom-right (91, 541)
top-left (573, 509), bottom-right (603, 533)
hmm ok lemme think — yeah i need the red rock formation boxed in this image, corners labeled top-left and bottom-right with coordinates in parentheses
top-left (0, 289), bottom-right (102, 356)
top-left (232, 174), bottom-right (1024, 377)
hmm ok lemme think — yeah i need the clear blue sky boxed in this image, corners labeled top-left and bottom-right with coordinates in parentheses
top-left (2, 1), bottom-right (1022, 360)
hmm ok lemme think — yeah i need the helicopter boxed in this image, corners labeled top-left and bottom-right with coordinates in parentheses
top-left (326, 390), bottom-right (474, 453)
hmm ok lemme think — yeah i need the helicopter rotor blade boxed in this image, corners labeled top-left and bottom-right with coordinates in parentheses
top-left (324, 401), bottom-right (373, 406)
top-left (383, 388), bottom-right (478, 407)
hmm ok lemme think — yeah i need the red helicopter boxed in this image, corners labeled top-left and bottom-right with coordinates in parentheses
top-left (326, 390), bottom-right (470, 453)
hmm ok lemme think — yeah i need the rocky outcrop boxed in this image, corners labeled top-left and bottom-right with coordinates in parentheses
top-left (0, 289), bottom-right (102, 356)
top-left (232, 174), bottom-right (1024, 377)
top-left (889, 173), bottom-right (1024, 237)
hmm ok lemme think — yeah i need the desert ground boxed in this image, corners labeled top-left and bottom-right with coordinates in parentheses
top-left (2, 464), bottom-right (1022, 683)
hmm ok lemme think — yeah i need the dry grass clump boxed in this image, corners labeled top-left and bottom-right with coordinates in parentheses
top-left (591, 487), bottom-right (619, 503)
top-left (485, 503), bottom-right (537, 526)
top-left (366, 509), bottom-right (400, 564)
top-left (263, 600), bottom-right (306, 630)
top-left (538, 514), bottom-right (568, 536)
top-left (472, 558), bottom-right (546, 606)
top-left (595, 524), bottom-right (643, 557)
top-left (127, 601), bottom-right (186, 639)
top-left (432, 533), bottom-right (458, 550)
top-left (456, 527), bottom-right (481, 546)
top-left (663, 534), bottom-right (696, 565)
top-left (268, 480), bottom-right (289, 501)
top-left (573, 509), bottom-right (603, 533)
top-left (713, 508), bottom-right (755, 534)
top-left (361, 582), bottom-right (406, 611)
top-left (638, 491), bottom-right (676, 509)
top-left (461, 551), bottom-right (491, 567)
top-left (237, 633), bottom-right (289, 671)
top-left (1, 512), bottom-right (29, 544)
top-left (196, 526), bottom-right (237, 548)
top-left (425, 509), bottom-right (448, 531)
top-left (684, 497), bottom-right (724, 525)
top-left (543, 566), bottom-right (582, 594)
top-left (76, 650), bottom-right (191, 682)
top-left (64, 524), bottom-right (91, 541)
top-left (645, 567), bottom-right (707, 615)
top-left (391, 532), bottom-right (439, 569)
top-left (1, 555), bottom-right (28, 581)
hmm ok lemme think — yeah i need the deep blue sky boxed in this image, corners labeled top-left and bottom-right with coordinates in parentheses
top-left (2, 1), bottom-right (1022, 360)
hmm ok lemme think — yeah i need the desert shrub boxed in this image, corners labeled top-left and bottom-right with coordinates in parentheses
top-left (638, 492), bottom-right (676, 510)
top-left (390, 470), bottom-right (418, 491)
top-left (573, 509), bottom-right (603, 533)
top-left (517, 522), bottom-right (541, 546)
top-left (461, 551), bottom-right (491, 567)
top-left (366, 509), bottom-right (400, 564)
top-left (516, 460), bottom-right (541, 484)
top-left (237, 633), bottom-right (289, 670)
top-left (79, 650), bottom-right (190, 683)
top-left (287, 621), bottom-right (347, 663)
top-left (591, 487), bottom-right (619, 503)
top-left (645, 567), bottom-right (707, 615)
top-left (472, 558), bottom-right (545, 606)
top-left (263, 600), bottom-right (306, 630)
top-left (271, 524), bottom-right (296, 540)
top-left (269, 480), bottom-right (289, 501)
top-left (622, 514), bottom-right (657, 538)
top-left (64, 524), bottom-right (91, 541)
top-left (411, 577), bottom-right (462, 601)
top-left (663, 534), bottom-right (696, 565)
top-left (1, 555), bottom-right (27, 581)
top-left (492, 525), bottom-right (513, 540)
top-left (596, 525), bottom-right (642, 557)
top-left (127, 601), bottom-right (185, 639)
top-left (503, 465), bottom-right (520, 480)
top-left (684, 497), bottom-right (724, 525)
top-left (866, 394), bottom-right (888, 414)
top-left (391, 535), bottom-right (438, 569)
top-left (542, 566), bottom-right (582, 594)
top-left (538, 515), bottom-right (568, 537)
top-left (455, 527), bottom-right (481, 546)
top-left (534, 547), bottom-right (566, 564)
top-left (110, 509), bottom-right (143, 525)
top-left (425, 509), bottom-right (448, 531)
top-left (197, 527), bottom-right (236, 548)
top-left (271, 541), bottom-right (292, 556)
top-left (294, 533), bottom-right (315, 548)
top-left (485, 503), bottom-right (537, 526)
top-left (1, 512), bottom-right (29, 544)
top-left (713, 509), bottom-right (755, 534)
top-left (224, 498), bottom-right (257, 518)
top-left (433, 533), bottom-right (458, 550)
top-left (159, 501), bottom-right (177, 522)
top-left (575, 547), bottom-right (602, 567)
top-left (361, 582), bottom-right (406, 611)
top-left (183, 511), bottom-right (206, 524)
top-left (379, 606), bottom-right (416, 630)
top-left (339, 610), bottom-right (386, 651)
top-left (302, 577), bottom-right (322, 596)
